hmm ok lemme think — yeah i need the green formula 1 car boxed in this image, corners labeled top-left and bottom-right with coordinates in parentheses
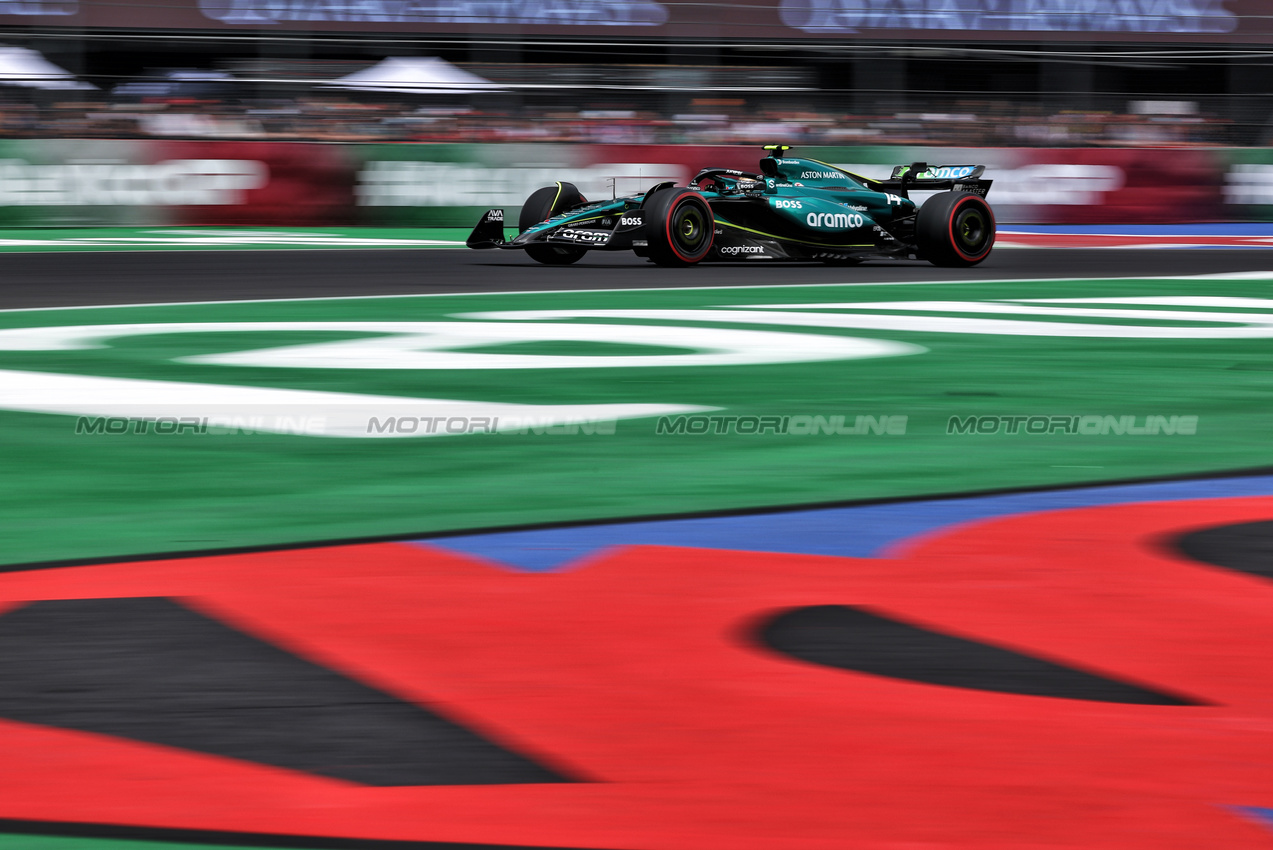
top-left (466, 144), bottom-right (995, 268)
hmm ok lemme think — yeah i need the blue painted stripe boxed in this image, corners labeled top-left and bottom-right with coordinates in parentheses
top-left (416, 474), bottom-right (1273, 572)
top-left (1001, 223), bottom-right (1273, 236)
top-left (1235, 806), bottom-right (1273, 833)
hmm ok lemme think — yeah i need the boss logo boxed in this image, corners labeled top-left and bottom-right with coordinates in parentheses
top-left (806, 212), bottom-right (865, 229)
top-left (720, 245), bottom-right (765, 255)
top-left (620, 216), bottom-right (643, 226)
top-left (775, 200), bottom-right (803, 210)
top-left (559, 229), bottom-right (608, 244)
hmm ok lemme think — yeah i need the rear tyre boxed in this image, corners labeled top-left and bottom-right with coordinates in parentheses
top-left (915, 191), bottom-right (995, 267)
top-left (643, 188), bottom-right (714, 267)
top-left (520, 182), bottom-right (587, 266)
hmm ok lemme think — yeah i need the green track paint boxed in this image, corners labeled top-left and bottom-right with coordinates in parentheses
top-left (2, 277), bottom-right (1272, 566)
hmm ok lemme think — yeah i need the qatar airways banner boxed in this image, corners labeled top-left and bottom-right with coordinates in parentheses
top-left (1, 0), bottom-right (1267, 42)
top-left (0, 140), bottom-right (1270, 227)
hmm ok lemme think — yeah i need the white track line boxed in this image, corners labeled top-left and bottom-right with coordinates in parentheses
top-left (0, 272), bottom-right (1270, 316)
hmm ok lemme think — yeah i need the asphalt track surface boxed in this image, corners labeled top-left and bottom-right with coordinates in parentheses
top-left (2, 246), bottom-right (1273, 310)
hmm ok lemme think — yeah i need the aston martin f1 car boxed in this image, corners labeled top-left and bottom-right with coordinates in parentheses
top-left (466, 144), bottom-right (995, 267)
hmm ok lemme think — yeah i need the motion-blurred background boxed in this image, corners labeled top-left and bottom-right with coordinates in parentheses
top-left (0, 0), bottom-right (1268, 226)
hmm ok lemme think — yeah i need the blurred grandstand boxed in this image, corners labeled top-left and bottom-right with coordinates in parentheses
top-left (0, 5), bottom-right (1268, 147)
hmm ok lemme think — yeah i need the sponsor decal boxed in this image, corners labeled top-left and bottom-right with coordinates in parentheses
top-left (801, 171), bottom-right (843, 179)
top-left (0, 159), bottom-right (267, 207)
top-left (775, 199), bottom-right (803, 210)
top-left (847, 204), bottom-right (868, 211)
top-left (358, 161), bottom-right (687, 208)
top-left (1224, 164), bottom-right (1273, 205)
top-left (619, 215), bottom-right (643, 226)
top-left (954, 183), bottom-right (989, 196)
top-left (487, 209), bottom-right (503, 221)
top-left (989, 164), bottom-right (1123, 206)
top-left (200, 0), bottom-right (670, 25)
top-left (719, 245), bottom-right (766, 256)
top-left (780, 0), bottom-right (1237, 34)
top-left (0, 0), bottom-right (77, 13)
top-left (921, 166), bottom-right (977, 179)
top-left (557, 229), bottom-right (609, 244)
top-left (806, 211), bottom-right (865, 229)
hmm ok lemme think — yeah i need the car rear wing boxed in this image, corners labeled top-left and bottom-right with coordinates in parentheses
top-left (879, 162), bottom-right (993, 199)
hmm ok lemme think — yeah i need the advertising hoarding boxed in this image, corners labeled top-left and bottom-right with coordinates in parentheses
top-left (0, 140), bottom-right (1268, 227)
top-left (1, 0), bottom-right (1268, 43)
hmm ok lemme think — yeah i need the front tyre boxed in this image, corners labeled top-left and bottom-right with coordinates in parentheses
top-left (644, 188), bottom-right (714, 267)
top-left (915, 191), bottom-right (995, 267)
top-left (520, 182), bottom-right (587, 266)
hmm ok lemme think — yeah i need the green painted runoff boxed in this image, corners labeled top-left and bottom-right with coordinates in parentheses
top-left (1, 278), bottom-right (1270, 566)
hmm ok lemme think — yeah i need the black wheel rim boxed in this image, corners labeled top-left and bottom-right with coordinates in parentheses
top-left (954, 207), bottom-right (989, 253)
top-left (674, 202), bottom-right (708, 253)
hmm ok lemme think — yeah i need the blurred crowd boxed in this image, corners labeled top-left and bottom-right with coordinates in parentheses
top-left (0, 93), bottom-right (1249, 147)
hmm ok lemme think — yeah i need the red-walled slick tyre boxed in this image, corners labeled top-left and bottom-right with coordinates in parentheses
top-left (916, 191), bottom-right (995, 267)
top-left (644, 188), bottom-right (714, 267)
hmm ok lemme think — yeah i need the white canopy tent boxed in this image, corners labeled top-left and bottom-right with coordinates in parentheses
top-left (0, 46), bottom-right (95, 90)
top-left (326, 57), bottom-right (505, 94)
